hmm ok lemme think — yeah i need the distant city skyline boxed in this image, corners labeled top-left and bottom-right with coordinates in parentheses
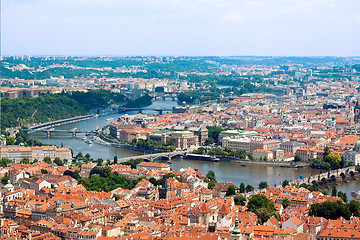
top-left (2, 0), bottom-right (360, 56)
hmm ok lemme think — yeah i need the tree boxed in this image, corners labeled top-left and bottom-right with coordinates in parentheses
top-left (324, 146), bottom-right (330, 157)
top-left (114, 156), bottom-right (118, 164)
top-left (282, 198), bottom-right (291, 209)
top-left (206, 126), bottom-right (223, 143)
top-left (234, 194), bottom-right (246, 206)
top-left (226, 185), bottom-right (236, 196)
top-left (85, 153), bottom-right (91, 159)
top-left (41, 169), bottom-right (49, 174)
top-left (1, 174), bottom-right (10, 185)
top-left (206, 171), bottom-right (216, 182)
top-left (76, 152), bottom-right (83, 159)
top-left (247, 194), bottom-right (277, 224)
top-left (309, 184), bottom-right (317, 192)
top-left (338, 191), bottom-right (348, 203)
top-left (239, 183), bottom-right (245, 193)
top-left (294, 155), bottom-right (301, 162)
top-left (20, 158), bottom-right (30, 164)
top-left (245, 184), bottom-right (254, 192)
top-left (348, 200), bottom-right (360, 217)
top-left (64, 170), bottom-right (80, 180)
top-left (149, 177), bottom-right (158, 186)
top-left (96, 158), bottom-right (104, 166)
top-left (113, 194), bottom-right (120, 201)
top-left (324, 153), bottom-right (342, 170)
top-left (322, 189), bottom-right (328, 196)
top-left (331, 186), bottom-right (337, 197)
top-left (282, 180), bottom-right (289, 188)
top-left (208, 180), bottom-right (216, 190)
top-left (310, 200), bottom-right (351, 220)
top-left (44, 157), bottom-right (52, 164)
top-left (258, 181), bottom-right (268, 190)
top-left (54, 157), bottom-right (63, 166)
top-left (90, 166), bottom-right (112, 178)
top-left (6, 137), bottom-right (15, 145)
top-left (1, 158), bottom-right (12, 167)
top-left (249, 154), bottom-right (255, 161)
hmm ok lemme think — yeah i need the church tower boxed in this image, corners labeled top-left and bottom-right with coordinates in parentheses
top-left (230, 218), bottom-right (243, 240)
top-left (354, 100), bottom-right (360, 124)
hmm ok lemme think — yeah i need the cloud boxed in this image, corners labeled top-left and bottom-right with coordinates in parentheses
top-left (2, 0), bottom-right (360, 56)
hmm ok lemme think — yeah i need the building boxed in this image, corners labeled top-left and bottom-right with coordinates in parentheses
top-left (280, 141), bottom-right (305, 154)
top-left (119, 127), bottom-right (154, 142)
top-left (250, 139), bottom-right (281, 153)
top-left (343, 150), bottom-right (360, 166)
top-left (218, 130), bottom-right (258, 143)
top-left (192, 126), bottom-right (209, 145)
top-left (169, 131), bottom-right (198, 149)
top-left (282, 217), bottom-right (304, 234)
top-left (222, 137), bottom-right (251, 153)
top-left (252, 149), bottom-right (274, 160)
top-left (212, 182), bottom-right (240, 198)
top-left (199, 188), bottom-right (213, 202)
top-left (136, 162), bottom-right (171, 171)
top-left (0, 146), bottom-right (72, 163)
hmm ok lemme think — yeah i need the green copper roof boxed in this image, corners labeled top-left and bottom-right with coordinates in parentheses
top-left (232, 218), bottom-right (241, 235)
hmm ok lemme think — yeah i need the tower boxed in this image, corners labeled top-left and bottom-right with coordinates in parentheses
top-left (231, 218), bottom-right (243, 240)
top-left (354, 100), bottom-right (360, 124)
top-left (158, 175), bottom-right (168, 199)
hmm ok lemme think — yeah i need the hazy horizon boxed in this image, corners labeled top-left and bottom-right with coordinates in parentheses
top-left (2, 0), bottom-right (360, 56)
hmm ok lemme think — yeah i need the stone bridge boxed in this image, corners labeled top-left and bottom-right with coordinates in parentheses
top-left (289, 166), bottom-right (358, 186)
top-left (117, 150), bottom-right (189, 163)
top-left (243, 166), bottom-right (359, 198)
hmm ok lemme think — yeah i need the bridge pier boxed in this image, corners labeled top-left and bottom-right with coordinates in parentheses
top-left (72, 132), bottom-right (76, 137)
top-left (47, 131), bottom-right (51, 137)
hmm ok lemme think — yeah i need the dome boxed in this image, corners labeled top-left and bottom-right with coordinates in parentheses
top-left (355, 140), bottom-right (360, 147)
top-left (4, 180), bottom-right (14, 189)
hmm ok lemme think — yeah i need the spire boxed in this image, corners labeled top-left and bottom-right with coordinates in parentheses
top-left (232, 218), bottom-right (241, 236)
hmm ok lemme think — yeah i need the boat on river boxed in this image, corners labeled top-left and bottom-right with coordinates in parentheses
top-left (280, 164), bottom-right (303, 168)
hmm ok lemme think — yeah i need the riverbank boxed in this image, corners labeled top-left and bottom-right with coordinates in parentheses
top-left (28, 98), bottom-right (360, 198)
top-left (226, 158), bottom-right (309, 167)
top-left (98, 133), bottom-right (167, 154)
top-left (98, 133), bottom-right (311, 167)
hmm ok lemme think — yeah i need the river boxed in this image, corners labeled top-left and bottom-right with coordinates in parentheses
top-left (29, 99), bottom-right (360, 198)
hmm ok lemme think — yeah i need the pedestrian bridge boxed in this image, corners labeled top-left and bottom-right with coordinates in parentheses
top-left (289, 166), bottom-right (358, 186)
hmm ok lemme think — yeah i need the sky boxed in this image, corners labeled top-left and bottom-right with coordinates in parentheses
top-left (1, 0), bottom-right (360, 56)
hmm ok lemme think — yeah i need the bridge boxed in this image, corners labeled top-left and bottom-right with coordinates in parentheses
top-left (26, 115), bottom-right (93, 133)
top-left (117, 150), bottom-right (189, 163)
top-left (34, 128), bottom-right (97, 137)
top-left (118, 107), bottom-right (173, 115)
top-left (244, 166), bottom-right (359, 198)
top-left (151, 93), bottom-right (178, 101)
top-left (288, 166), bottom-right (358, 186)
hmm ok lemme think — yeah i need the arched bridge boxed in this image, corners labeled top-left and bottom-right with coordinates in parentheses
top-left (33, 128), bottom-right (97, 137)
top-left (118, 107), bottom-right (172, 115)
top-left (117, 150), bottom-right (189, 163)
top-left (289, 166), bottom-right (358, 186)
